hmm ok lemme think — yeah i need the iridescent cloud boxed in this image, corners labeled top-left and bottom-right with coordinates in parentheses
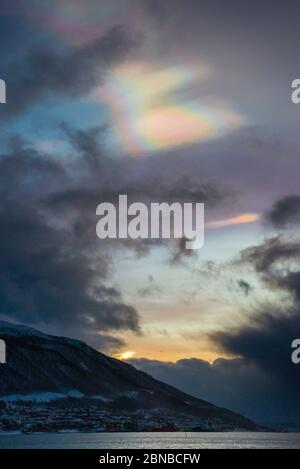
top-left (96, 61), bottom-right (243, 155)
top-left (206, 213), bottom-right (260, 229)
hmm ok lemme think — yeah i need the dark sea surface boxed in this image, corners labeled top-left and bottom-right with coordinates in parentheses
top-left (0, 432), bottom-right (299, 449)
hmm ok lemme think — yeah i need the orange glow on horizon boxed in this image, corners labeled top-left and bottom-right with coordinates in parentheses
top-left (112, 335), bottom-right (228, 364)
top-left (116, 350), bottom-right (136, 360)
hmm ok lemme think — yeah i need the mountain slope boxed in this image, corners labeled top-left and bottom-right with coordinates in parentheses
top-left (0, 321), bottom-right (264, 430)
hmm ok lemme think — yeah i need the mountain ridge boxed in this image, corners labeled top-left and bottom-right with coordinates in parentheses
top-left (0, 321), bottom-right (267, 431)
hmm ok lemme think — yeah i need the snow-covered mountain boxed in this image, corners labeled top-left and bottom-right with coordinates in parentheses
top-left (0, 321), bottom-right (264, 430)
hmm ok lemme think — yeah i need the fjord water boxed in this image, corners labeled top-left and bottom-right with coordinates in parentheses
top-left (0, 432), bottom-right (299, 449)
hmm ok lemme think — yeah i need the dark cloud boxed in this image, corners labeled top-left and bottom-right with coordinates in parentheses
top-left (169, 237), bottom-right (196, 265)
top-left (0, 125), bottom-right (228, 349)
top-left (207, 236), bottom-right (300, 425)
top-left (44, 126), bottom-right (228, 267)
top-left (210, 304), bottom-right (300, 427)
top-left (149, 235), bottom-right (300, 425)
top-left (130, 356), bottom-right (298, 427)
top-left (0, 196), bottom-right (141, 337)
top-left (0, 25), bottom-right (137, 118)
top-left (238, 236), bottom-right (300, 272)
top-left (213, 306), bottom-right (299, 378)
top-left (267, 195), bottom-right (300, 228)
top-left (47, 125), bottom-right (228, 209)
top-left (0, 137), bottom-right (141, 351)
top-left (237, 279), bottom-right (252, 296)
top-left (238, 236), bottom-right (300, 296)
top-left (137, 275), bottom-right (163, 298)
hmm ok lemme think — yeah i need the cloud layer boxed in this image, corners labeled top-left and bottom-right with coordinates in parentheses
top-left (1, 25), bottom-right (137, 118)
top-left (0, 123), bottom-right (228, 351)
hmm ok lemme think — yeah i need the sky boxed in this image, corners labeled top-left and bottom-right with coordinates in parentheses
top-left (0, 0), bottom-right (300, 426)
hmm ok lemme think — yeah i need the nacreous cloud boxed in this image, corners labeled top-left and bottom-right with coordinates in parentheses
top-left (95, 61), bottom-right (243, 155)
